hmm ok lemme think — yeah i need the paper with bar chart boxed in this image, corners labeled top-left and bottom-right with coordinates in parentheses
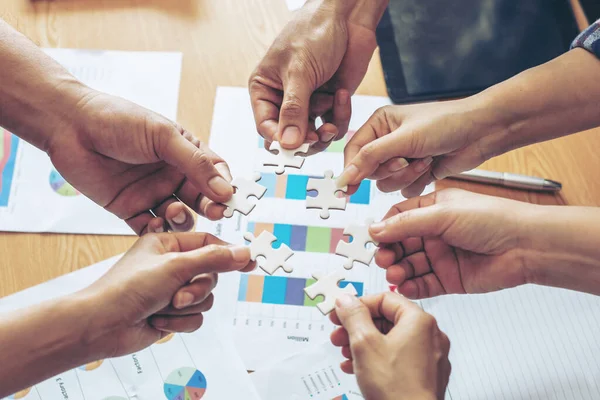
top-left (251, 341), bottom-right (363, 400)
top-left (203, 87), bottom-right (433, 370)
top-left (0, 49), bottom-right (182, 235)
top-left (0, 257), bottom-right (260, 400)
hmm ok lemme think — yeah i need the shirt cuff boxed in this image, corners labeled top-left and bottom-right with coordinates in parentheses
top-left (571, 19), bottom-right (600, 57)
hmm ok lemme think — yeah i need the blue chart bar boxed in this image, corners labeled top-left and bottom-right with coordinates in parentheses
top-left (259, 172), bottom-right (371, 204)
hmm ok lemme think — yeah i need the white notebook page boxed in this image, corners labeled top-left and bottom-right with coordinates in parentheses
top-left (421, 285), bottom-right (600, 399)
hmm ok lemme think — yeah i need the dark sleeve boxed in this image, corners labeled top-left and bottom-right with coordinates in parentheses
top-left (571, 19), bottom-right (600, 57)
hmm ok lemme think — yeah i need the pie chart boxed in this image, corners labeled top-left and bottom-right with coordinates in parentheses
top-left (9, 388), bottom-right (30, 399)
top-left (164, 367), bottom-right (207, 400)
top-left (49, 169), bottom-right (79, 197)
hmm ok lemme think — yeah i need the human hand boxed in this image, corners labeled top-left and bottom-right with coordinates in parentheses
top-left (368, 189), bottom-right (535, 299)
top-left (249, 0), bottom-right (388, 153)
top-left (330, 292), bottom-right (451, 400)
top-left (79, 232), bottom-right (254, 358)
top-left (336, 99), bottom-right (507, 197)
top-left (46, 90), bottom-right (235, 235)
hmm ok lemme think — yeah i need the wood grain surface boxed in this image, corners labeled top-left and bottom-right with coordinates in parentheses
top-left (0, 0), bottom-right (597, 298)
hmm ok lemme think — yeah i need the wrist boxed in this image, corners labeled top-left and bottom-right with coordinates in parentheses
top-left (318, 0), bottom-right (389, 30)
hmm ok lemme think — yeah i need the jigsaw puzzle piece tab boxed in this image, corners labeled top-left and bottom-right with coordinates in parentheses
top-left (335, 219), bottom-right (379, 269)
top-left (223, 172), bottom-right (267, 218)
top-left (262, 142), bottom-right (310, 174)
top-left (306, 170), bottom-right (348, 219)
top-left (243, 231), bottom-right (294, 275)
top-left (304, 271), bottom-right (358, 315)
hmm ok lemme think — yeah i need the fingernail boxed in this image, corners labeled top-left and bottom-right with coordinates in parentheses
top-left (229, 245), bottom-right (249, 262)
top-left (281, 126), bottom-right (300, 146)
top-left (175, 292), bottom-right (194, 309)
top-left (336, 165), bottom-right (359, 188)
top-left (336, 294), bottom-right (357, 308)
top-left (153, 225), bottom-right (165, 233)
top-left (171, 211), bottom-right (187, 225)
top-left (415, 157), bottom-right (433, 173)
top-left (389, 157), bottom-right (409, 172)
top-left (322, 132), bottom-right (336, 143)
top-left (151, 317), bottom-right (168, 328)
top-left (208, 176), bottom-right (233, 197)
top-left (370, 221), bottom-right (385, 234)
top-left (338, 91), bottom-right (349, 105)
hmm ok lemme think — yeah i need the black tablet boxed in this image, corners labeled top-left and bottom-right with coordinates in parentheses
top-left (376, 0), bottom-right (580, 104)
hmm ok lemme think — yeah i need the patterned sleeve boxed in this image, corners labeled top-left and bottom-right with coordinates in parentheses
top-left (571, 19), bottom-right (600, 57)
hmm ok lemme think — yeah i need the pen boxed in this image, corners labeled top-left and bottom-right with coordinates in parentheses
top-left (447, 169), bottom-right (562, 192)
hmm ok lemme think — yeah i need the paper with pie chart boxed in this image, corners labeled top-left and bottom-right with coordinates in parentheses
top-left (0, 256), bottom-right (261, 400)
top-left (0, 48), bottom-right (182, 235)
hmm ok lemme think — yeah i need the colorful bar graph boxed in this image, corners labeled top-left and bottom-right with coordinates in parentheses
top-left (260, 172), bottom-right (371, 205)
top-left (0, 130), bottom-right (19, 207)
top-left (247, 222), bottom-right (345, 253)
top-left (238, 274), bottom-right (364, 307)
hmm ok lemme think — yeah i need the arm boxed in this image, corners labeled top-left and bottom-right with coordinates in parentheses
top-left (249, 0), bottom-right (388, 152)
top-left (0, 232), bottom-right (254, 397)
top-left (0, 294), bottom-right (107, 395)
top-left (0, 19), bottom-right (86, 150)
top-left (337, 45), bottom-right (600, 197)
top-left (367, 189), bottom-right (600, 299)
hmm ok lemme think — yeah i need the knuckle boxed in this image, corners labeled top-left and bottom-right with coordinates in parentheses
top-left (281, 97), bottom-right (304, 119)
top-left (350, 331), bottom-right (378, 354)
top-left (415, 311), bottom-right (438, 331)
top-left (190, 151), bottom-right (213, 171)
top-left (359, 143), bottom-right (378, 164)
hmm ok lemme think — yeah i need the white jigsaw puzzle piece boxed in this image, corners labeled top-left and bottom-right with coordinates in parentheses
top-left (304, 270), bottom-right (358, 315)
top-left (262, 142), bottom-right (310, 174)
top-left (223, 172), bottom-right (267, 218)
top-left (243, 231), bottom-right (294, 275)
top-left (306, 170), bottom-right (348, 219)
top-left (335, 219), bottom-right (380, 269)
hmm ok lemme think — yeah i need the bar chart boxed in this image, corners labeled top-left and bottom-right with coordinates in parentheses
top-left (238, 274), bottom-right (364, 307)
top-left (246, 222), bottom-right (346, 254)
top-left (259, 172), bottom-right (371, 205)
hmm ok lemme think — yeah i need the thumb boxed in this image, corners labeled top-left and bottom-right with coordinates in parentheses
top-left (170, 245), bottom-right (252, 284)
top-left (431, 146), bottom-right (486, 180)
top-left (157, 127), bottom-right (234, 203)
top-left (369, 205), bottom-right (448, 243)
top-left (335, 294), bottom-right (382, 357)
top-left (278, 75), bottom-right (313, 148)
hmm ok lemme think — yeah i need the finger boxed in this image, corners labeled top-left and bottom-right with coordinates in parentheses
top-left (132, 213), bottom-right (166, 236)
top-left (341, 345), bottom-right (352, 360)
top-left (149, 313), bottom-right (204, 333)
top-left (171, 274), bottom-right (217, 309)
top-left (309, 92), bottom-right (334, 118)
top-left (330, 327), bottom-right (350, 347)
top-left (337, 107), bottom-right (408, 187)
top-left (157, 128), bottom-right (234, 203)
top-left (357, 292), bottom-right (424, 326)
top-left (308, 122), bottom-right (338, 154)
top-left (153, 198), bottom-right (195, 232)
top-left (170, 243), bottom-right (252, 283)
top-left (369, 204), bottom-right (447, 243)
top-left (334, 294), bottom-right (382, 357)
top-left (340, 360), bottom-right (354, 374)
top-left (375, 157), bottom-right (433, 193)
top-left (278, 75), bottom-right (313, 148)
top-left (373, 246), bottom-right (402, 269)
top-left (396, 274), bottom-right (446, 300)
top-left (160, 294), bottom-right (215, 315)
top-left (401, 169), bottom-right (435, 198)
top-left (249, 79), bottom-right (282, 142)
top-left (431, 145), bottom-right (486, 180)
top-left (368, 157), bottom-right (410, 180)
top-left (322, 89), bottom-right (351, 139)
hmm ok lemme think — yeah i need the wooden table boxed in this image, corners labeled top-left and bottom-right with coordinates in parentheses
top-left (0, 0), bottom-right (598, 298)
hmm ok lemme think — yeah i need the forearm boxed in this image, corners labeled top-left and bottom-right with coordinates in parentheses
top-left (315, 0), bottom-right (389, 30)
top-left (521, 205), bottom-right (600, 296)
top-left (0, 19), bottom-right (88, 151)
top-left (0, 292), bottom-right (107, 397)
top-left (469, 48), bottom-right (600, 155)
